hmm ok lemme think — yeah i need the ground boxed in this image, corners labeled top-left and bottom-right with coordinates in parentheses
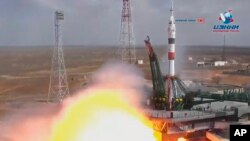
top-left (0, 46), bottom-right (250, 113)
top-left (0, 46), bottom-right (250, 141)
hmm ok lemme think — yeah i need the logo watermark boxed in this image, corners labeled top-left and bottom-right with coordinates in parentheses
top-left (213, 10), bottom-right (240, 33)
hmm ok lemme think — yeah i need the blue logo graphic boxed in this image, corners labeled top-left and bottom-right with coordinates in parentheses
top-left (219, 10), bottom-right (234, 24)
top-left (213, 10), bottom-right (239, 33)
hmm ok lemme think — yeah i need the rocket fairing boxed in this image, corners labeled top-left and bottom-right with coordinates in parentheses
top-left (167, 0), bottom-right (176, 77)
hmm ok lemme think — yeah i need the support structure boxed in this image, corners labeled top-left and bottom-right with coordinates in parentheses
top-left (144, 36), bottom-right (166, 110)
top-left (48, 11), bottom-right (70, 102)
top-left (118, 0), bottom-right (136, 63)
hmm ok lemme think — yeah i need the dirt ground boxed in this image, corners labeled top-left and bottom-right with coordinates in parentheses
top-left (0, 46), bottom-right (250, 104)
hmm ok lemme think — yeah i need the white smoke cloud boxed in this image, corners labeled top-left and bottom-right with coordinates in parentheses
top-left (0, 61), bottom-right (147, 141)
top-left (64, 60), bottom-right (148, 109)
top-left (0, 102), bottom-right (60, 141)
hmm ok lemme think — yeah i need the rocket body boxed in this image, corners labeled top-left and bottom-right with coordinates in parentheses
top-left (168, 6), bottom-right (176, 77)
top-left (167, 0), bottom-right (176, 110)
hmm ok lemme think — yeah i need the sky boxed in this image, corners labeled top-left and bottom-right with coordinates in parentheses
top-left (0, 0), bottom-right (249, 46)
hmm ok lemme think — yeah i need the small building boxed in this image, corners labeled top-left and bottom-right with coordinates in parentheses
top-left (188, 56), bottom-right (193, 61)
top-left (196, 61), bottom-right (214, 68)
top-left (228, 59), bottom-right (238, 65)
top-left (196, 61), bottom-right (205, 67)
top-left (137, 59), bottom-right (144, 65)
top-left (214, 61), bottom-right (227, 67)
top-left (196, 61), bottom-right (227, 68)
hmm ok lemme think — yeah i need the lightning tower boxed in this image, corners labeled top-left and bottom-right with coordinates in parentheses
top-left (222, 34), bottom-right (226, 61)
top-left (48, 11), bottom-right (70, 102)
top-left (118, 0), bottom-right (136, 63)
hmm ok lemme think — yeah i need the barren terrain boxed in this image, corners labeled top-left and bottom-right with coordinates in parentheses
top-left (0, 46), bottom-right (250, 104)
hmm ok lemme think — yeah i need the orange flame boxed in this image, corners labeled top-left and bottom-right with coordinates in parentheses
top-left (49, 89), bottom-right (161, 141)
top-left (177, 137), bottom-right (187, 141)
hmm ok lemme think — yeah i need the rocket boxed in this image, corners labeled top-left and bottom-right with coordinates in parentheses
top-left (167, 0), bottom-right (176, 110)
top-left (168, 0), bottom-right (176, 77)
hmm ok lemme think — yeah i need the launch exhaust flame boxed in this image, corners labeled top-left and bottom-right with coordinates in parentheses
top-left (50, 61), bottom-right (160, 141)
top-left (50, 90), bottom-right (159, 141)
top-left (0, 61), bottom-right (161, 141)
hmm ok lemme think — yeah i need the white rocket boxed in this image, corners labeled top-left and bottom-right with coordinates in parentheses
top-left (167, 0), bottom-right (176, 110)
top-left (168, 0), bottom-right (176, 77)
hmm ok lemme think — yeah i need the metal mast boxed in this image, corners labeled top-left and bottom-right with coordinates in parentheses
top-left (222, 34), bottom-right (226, 61)
top-left (119, 0), bottom-right (136, 63)
top-left (48, 11), bottom-right (69, 102)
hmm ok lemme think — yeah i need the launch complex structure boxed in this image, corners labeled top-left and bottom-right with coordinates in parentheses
top-left (41, 1), bottom-right (250, 140)
top-left (45, 1), bottom-right (250, 110)
top-left (145, 0), bottom-right (186, 111)
top-left (144, 1), bottom-right (250, 140)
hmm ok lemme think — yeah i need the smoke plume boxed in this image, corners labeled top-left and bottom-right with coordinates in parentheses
top-left (0, 61), bottom-right (152, 141)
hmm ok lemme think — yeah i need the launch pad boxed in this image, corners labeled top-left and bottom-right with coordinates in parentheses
top-left (146, 109), bottom-right (237, 140)
top-left (0, 0), bottom-right (250, 141)
top-left (144, 1), bottom-right (250, 140)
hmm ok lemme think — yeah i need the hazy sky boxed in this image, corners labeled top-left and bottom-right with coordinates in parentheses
top-left (0, 0), bottom-right (249, 46)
